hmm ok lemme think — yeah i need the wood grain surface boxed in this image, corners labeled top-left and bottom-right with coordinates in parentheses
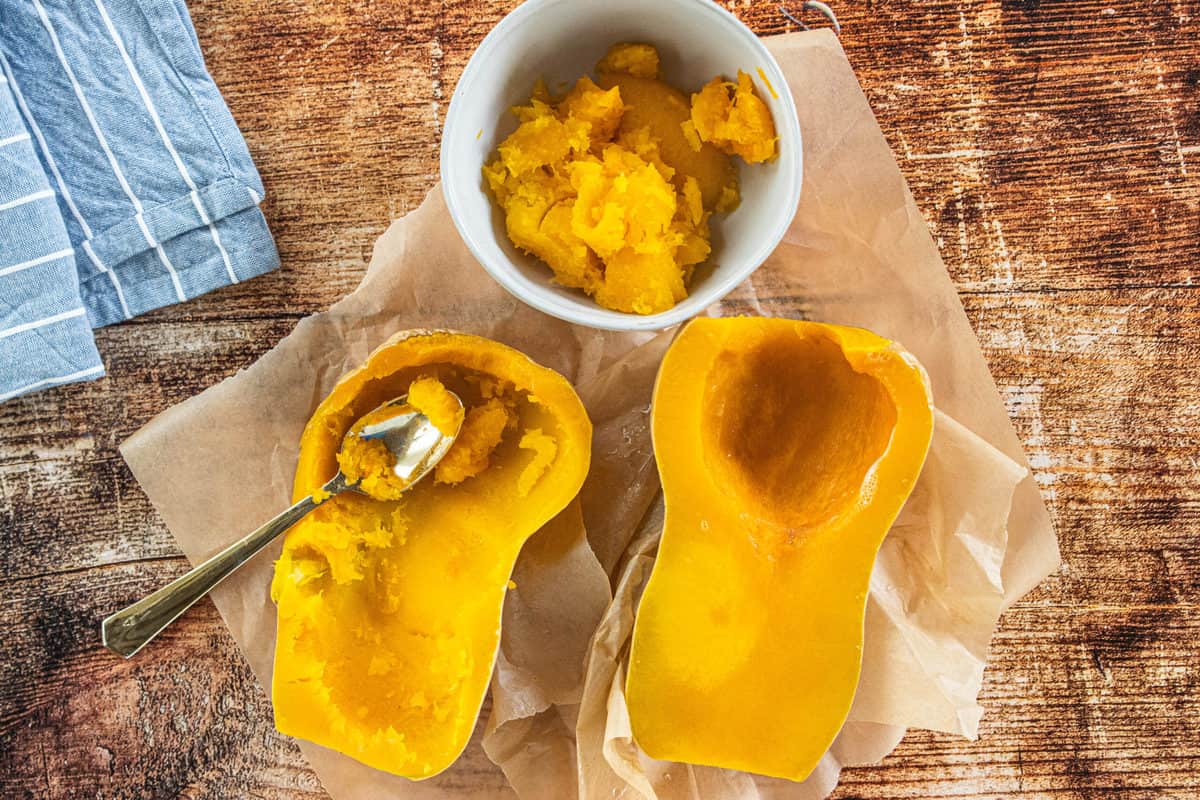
top-left (2, 0), bottom-right (1198, 797)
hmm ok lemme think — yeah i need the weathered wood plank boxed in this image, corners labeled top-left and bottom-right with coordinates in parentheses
top-left (1, 283), bottom-right (1196, 795)
top-left (3, 567), bottom-right (1197, 798)
top-left (1, 0), bottom-right (1198, 797)
top-left (4, 291), bottom-right (1198, 599)
top-left (98, 0), bottom-right (1199, 325)
top-left (833, 604), bottom-right (1200, 799)
top-left (0, 565), bottom-right (511, 799)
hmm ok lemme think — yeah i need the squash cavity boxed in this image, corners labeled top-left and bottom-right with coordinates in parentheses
top-left (701, 328), bottom-right (898, 534)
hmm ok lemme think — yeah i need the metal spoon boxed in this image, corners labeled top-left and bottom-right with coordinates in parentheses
top-left (101, 392), bottom-right (464, 659)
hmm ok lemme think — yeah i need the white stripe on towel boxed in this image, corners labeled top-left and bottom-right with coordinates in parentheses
top-left (0, 248), bottom-right (74, 278)
top-left (0, 53), bottom-right (95, 239)
top-left (0, 52), bottom-right (132, 321)
top-left (0, 132), bottom-right (31, 148)
top-left (82, 241), bottom-right (130, 318)
top-left (93, 0), bottom-right (239, 284)
top-left (32, 0), bottom-right (186, 302)
top-left (134, 213), bottom-right (157, 247)
top-left (189, 192), bottom-right (238, 283)
top-left (0, 189), bottom-right (54, 212)
top-left (0, 365), bottom-right (104, 403)
top-left (0, 307), bottom-right (86, 341)
top-left (148, 238), bottom-right (186, 301)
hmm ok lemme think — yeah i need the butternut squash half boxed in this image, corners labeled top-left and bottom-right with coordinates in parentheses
top-left (626, 317), bottom-right (933, 781)
top-left (271, 331), bottom-right (591, 779)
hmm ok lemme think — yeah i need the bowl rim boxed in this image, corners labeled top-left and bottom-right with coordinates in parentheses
top-left (440, 0), bottom-right (803, 332)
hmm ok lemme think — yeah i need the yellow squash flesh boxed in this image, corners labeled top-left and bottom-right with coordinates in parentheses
top-left (626, 317), bottom-right (934, 781)
top-left (271, 331), bottom-right (591, 779)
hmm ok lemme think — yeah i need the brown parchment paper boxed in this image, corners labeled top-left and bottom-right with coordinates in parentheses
top-left (120, 28), bottom-right (1059, 800)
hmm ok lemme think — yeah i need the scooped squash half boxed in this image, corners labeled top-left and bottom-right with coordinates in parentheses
top-left (271, 331), bottom-right (591, 779)
top-left (626, 317), bottom-right (933, 781)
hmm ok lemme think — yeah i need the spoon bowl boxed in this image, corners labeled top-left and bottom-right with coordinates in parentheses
top-left (352, 396), bottom-right (463, 488)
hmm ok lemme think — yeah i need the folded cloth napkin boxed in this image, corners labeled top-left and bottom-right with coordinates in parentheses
top-left (0, 0), bottom-right (278, 403)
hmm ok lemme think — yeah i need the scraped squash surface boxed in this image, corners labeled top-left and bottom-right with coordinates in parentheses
top-left (271, 331), bottom-right (591, 779)
top-left (626, 317), bottom-right (933, 781)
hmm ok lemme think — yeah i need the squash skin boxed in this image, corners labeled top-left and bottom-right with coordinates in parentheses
top-left (626, 317), bottom-right (933, 782)
top-left (272, 330), bottom-right (591, 779)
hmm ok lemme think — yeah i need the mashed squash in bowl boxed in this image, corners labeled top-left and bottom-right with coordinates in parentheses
top-left (482, 44), bottom-right (778, 315)
top-left (440, 0), bottom-right (803, 331)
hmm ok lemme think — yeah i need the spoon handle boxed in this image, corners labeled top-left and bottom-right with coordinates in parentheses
top-left (101, 475), bottom-right (346, 658)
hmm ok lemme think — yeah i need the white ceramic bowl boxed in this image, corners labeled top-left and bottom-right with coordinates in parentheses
top-left (441, 0), bottom-right (802, 331)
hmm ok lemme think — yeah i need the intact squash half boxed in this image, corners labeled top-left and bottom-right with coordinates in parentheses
top-left (271, 330), bottom-right (591, 779)
top-left (626, 317), bottom-right (933, 781)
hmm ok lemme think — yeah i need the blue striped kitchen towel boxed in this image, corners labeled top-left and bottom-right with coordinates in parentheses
top-left (0, 0), bottom-right (279, 403)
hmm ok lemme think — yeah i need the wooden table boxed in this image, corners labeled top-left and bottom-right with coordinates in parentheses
top-left (2, 1), bottom-right (1197, 797)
